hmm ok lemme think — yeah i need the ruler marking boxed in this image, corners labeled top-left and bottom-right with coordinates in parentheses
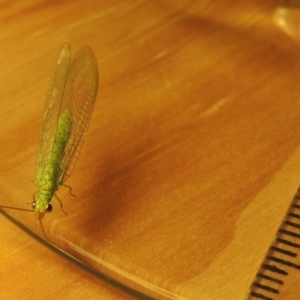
top-left (267, 256), bottom-right (300, 269)
top-left (249, 291), bottom-right (273, 300)
top-left (253, 282), bottom-right (279, 294)
top-left (291, 203), bottom-right (300, 210)
top-left (256, 273), bottom-right (284, 284)
top-left (284, 220), bottom-right (300, 230)
top-left (262, 264), bottom-right (288, 275)
top-left (279, 229), bottom-right (300, 239)
top-left (288, 212), bottom-right (300, 220)
top-left (270, 246), bottom-right (297, 257)
top-left (276, 237), bottom-right (300, 249)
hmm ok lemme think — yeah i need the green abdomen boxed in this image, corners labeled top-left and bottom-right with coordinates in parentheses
top-left (35, 109), bottom-right (73, 213)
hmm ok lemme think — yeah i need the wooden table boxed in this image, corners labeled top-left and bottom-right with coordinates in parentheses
top-left (1, 1), bottom-right (300, 299)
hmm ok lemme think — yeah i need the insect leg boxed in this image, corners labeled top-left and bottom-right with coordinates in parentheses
top-left (62, 184), bottom-right (75, 197)
top-left (27, 191), bottom-right (38, 205)
top-left (54, 194), bottom-right (68, 215)
top-left (32, 191), bottom-right (38, 201)
top-left (38, 217), bottom-right (48, 240)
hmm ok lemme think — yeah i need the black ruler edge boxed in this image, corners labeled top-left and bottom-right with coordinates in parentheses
top-left (245, 186), bottom-right (300, 300)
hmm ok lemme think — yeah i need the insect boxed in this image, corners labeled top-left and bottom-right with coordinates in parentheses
top-left (1, 43), bottom-right (99, 222)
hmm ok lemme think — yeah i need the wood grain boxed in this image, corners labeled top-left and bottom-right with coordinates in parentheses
top-left (1, 0), bottom-right (300, 299)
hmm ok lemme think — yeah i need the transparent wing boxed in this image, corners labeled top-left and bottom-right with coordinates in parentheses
top-left (36, 44), bottom-right (71, 179)
top-left (58, 46), bottom-right (99, 183)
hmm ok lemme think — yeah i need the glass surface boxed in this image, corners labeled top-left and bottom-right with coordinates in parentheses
top-left (0, 209), bottom-right (152, 299)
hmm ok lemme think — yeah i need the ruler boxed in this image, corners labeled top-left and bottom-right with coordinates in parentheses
top-left (246, 187), bottom-right (300, 300)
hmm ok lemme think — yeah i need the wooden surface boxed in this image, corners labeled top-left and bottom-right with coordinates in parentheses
top-left (1, 0), bottom-right (300, 299)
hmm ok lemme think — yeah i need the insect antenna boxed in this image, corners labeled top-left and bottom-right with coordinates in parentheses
top-left (0, 205), bottom-right (33, 212)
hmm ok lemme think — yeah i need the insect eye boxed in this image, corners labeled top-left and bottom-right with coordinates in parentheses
top-left (46, 204), bottom-right (53, 213)
top-left (32, 201), bottom-right (36, 209)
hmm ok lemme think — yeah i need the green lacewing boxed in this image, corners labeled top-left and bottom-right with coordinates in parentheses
top-left (1, 44), bottom-right (99, 221)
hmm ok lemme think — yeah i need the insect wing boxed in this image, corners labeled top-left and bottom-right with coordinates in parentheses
top-left (59, 46), bottom-right (99, 183)
top-left (36, 44), bottom-right (71, 180)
